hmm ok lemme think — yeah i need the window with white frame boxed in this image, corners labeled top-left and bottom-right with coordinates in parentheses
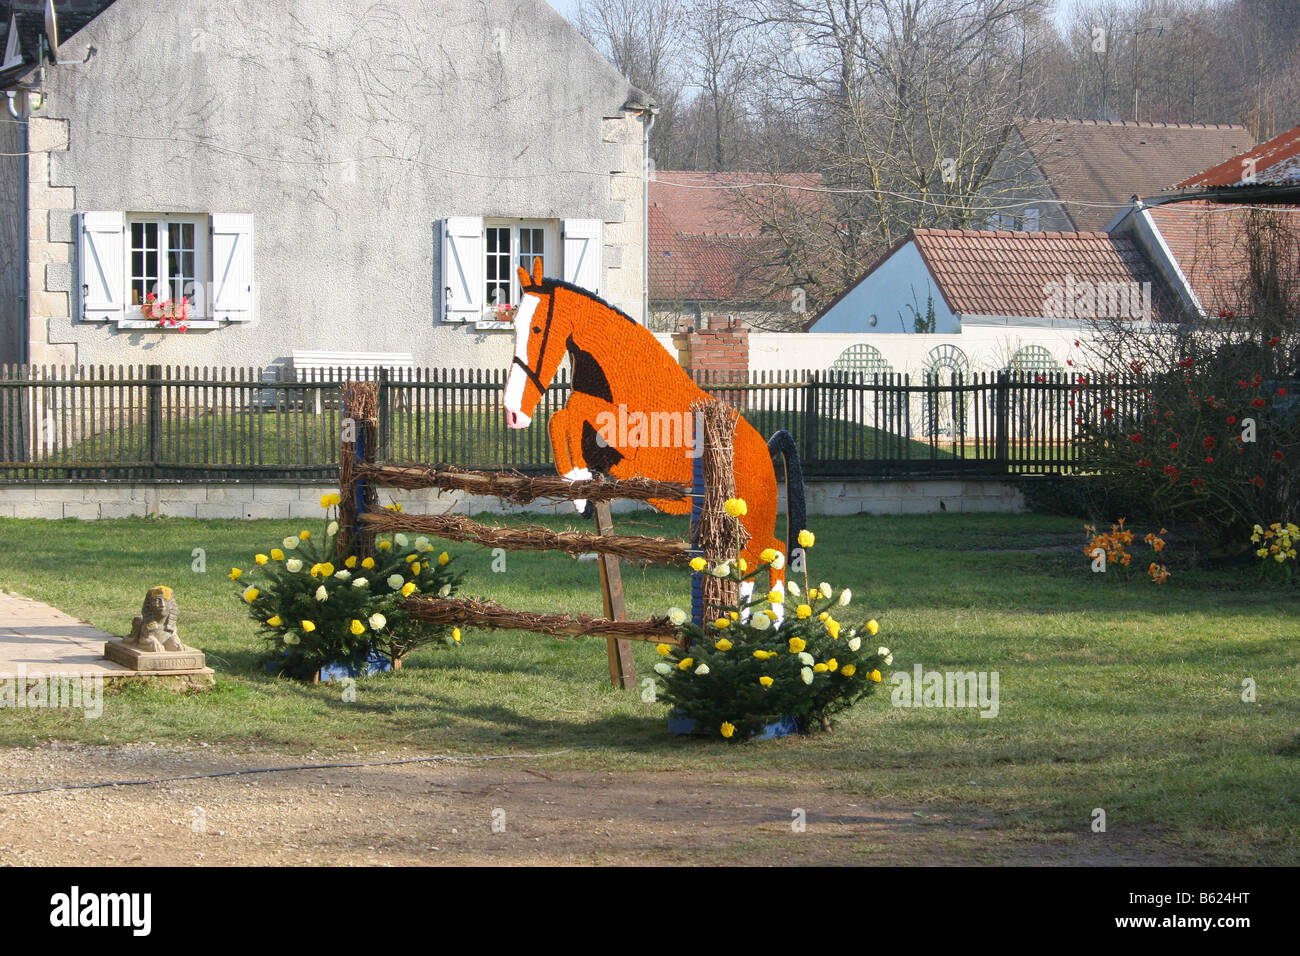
top-left (440, 216), bottom-right (603, 328)
top-left (79, 211), bottom-right (255, 327)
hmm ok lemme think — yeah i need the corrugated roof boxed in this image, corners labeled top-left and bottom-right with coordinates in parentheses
top-left (1015, 118), bottom-right (1252, 231)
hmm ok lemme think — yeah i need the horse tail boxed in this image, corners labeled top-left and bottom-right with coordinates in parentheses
top-left (767, 430), bottom-right (807, 559)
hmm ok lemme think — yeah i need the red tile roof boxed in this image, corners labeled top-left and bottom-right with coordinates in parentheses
top-left (1174, 125), bottom-right (1300, 189)
top-left (1015, 118), bottom-right (1252, 230)
top-left (649, 171), bottom-right (828, 304)
top-left (1146, 202), bottom-right (1300, 314)
top-left (911, 229), bottom-right (1159, 318)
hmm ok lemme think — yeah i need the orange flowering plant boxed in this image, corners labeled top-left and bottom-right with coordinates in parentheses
top-left (1084, 518), bottom-right (1170, 583)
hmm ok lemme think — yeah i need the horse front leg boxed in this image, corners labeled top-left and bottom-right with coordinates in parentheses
top-left (549, 407), bottom-right (594, 514)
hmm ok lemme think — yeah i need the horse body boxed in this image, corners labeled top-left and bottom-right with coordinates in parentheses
top-left (502, 261), bottom-right (795, 587)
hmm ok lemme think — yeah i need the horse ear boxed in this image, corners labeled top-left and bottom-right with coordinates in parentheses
top-left (517, 265), bottom-right (533, 290)
top-left (531, 256), bottom-right (544, 287)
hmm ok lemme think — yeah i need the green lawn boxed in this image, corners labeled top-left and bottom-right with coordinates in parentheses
top-left (0, 510), bottom-right (1297, 863)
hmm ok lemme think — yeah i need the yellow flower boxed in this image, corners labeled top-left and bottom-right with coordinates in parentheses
top-left (678, 657), bottom-right (694, 671)
top-left (867, 619), bottom-right (880, 636)
top-left (813, 663), bottom-right (828, 673)
top-left (759, 676), bottom-right (774, 687)
top-left (818, 611), bottom-right (829, 622)
top-left (788, 637), bottom-right (807, 654)
top-left (400, 582), bottom-right (417, 597)
top-left (254, 554), bottom-right (268, 566)
top-left (299, 530), bottom-right (311, 541)
top-left (656, 643), bottom-right (672, 656)
top-left (715, 638), bottom-right (733, 651)
top-left (349, 619), bottom-right (365, 635)
top-left (405, 553), bottom-right (419, 564)
top-left (452, 628), bottom-right (462, 643)
top-left (808, 588), bottom-right (820, 600)
top-left (320, 562), bottom-right (335, 577)
top-left (361, 557), bottom-right (375, 569)
top-left (438, 552), bottom-right (450, 566)
top-left (689, 557), bottom-right (707, 572)
top-left (869, 669), bottom-right (882, 682)
top-left (714, 618), bottom-right (731, 629)
top-left (345, 556), bottom-right (358, 568)
top-left (723, 498), bottom-right (748, 518)
top-left (720, 722), bottom-right (736, 739)
top-left (377, 541), bottom-right (392, 551)
top-left (242, 586), bottom-right (259, 603)
top-left (320, 493), bottom-right (334, 509)
top-left (738, 558), bottom-right (748, 573)
top-left (301, 620), bottom-right (316, 632)
top-left (797, 529), bottom-right (815, 548)
top-left (266, 615), bottom-right (282, 627)
top-left (826, 620), bottom-right (841, 639)
top-left (827, 658), bottom-right (838, 672)
top-left (753, 650), bottom-right (773, 660)
top-left (841, 664), bottom-right (856, 677)
top-left (729, 611), bottom-right (739, 620)
top-left (760, 548), bottom-right (778, 564)
top-left (767, 589), bottom-right (783, 604)
top-left (228, 567), bottom-right (243, 580)
top-left (796, 604), bottom-right (812, 619)
top-left (270, 548), bottom-right (284, 561)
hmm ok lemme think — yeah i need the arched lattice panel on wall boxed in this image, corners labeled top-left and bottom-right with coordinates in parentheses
top-left (1009, 345), bottom-right (1061, 374)
top-left (921, 345), bottom-right (970, 441)
top-left (825, 344), bottom-right (901, 423)
top-left (1007, 346), bottom-right (1063, 444)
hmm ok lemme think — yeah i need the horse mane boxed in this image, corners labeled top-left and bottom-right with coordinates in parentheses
top-left (534, 277), bottom-right (639, 326)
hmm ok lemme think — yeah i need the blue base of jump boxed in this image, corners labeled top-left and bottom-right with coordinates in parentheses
top-left (668, 709), bottom-right (801, 740)
top-left (318, 650), bottom-right (393, 683)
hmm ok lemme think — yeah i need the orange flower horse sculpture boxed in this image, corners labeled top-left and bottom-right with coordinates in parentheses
top-left (502, 260), bottom-right (807, 597)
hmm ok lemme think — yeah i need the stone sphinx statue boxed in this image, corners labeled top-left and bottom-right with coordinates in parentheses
top-left (126, 586), bottom-right (192, 653)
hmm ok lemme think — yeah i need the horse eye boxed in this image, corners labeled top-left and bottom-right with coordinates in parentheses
top-left (532, 326), bottom-right (542, 334)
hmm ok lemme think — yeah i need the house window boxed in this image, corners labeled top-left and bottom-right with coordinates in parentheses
top-left (127, 214), bottom-right (207, 311)
top-left (484, 220), bottom-right (554, 307)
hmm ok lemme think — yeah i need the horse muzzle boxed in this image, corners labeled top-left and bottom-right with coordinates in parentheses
top-left (505, 407), bottom-right (531, 429)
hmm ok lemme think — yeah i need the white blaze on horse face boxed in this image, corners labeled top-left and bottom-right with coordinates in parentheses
top-left (504, 294), bottom-right (541, 429)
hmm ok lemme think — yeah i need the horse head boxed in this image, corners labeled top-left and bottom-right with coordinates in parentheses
top-left (503, 258), bottom-right (573, 429)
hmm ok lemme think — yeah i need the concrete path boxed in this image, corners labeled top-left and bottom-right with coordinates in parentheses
top-left (0, 590), bottom-right (134, 677)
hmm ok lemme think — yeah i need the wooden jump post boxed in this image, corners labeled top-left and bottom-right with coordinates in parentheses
top-left (336, 382), bottom-right (736, 689)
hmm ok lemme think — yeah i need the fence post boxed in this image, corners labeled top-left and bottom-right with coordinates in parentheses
top-left (377, 366), bottom-right (390, 462)
top-left (803, 370), bottom-right (819, 465)
top-left (146, 364), bottom-right (162, 477)
top-left (995, 370), bottom-right (1010, 472)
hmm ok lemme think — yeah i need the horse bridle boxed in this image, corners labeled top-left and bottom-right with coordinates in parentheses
top-left (511, 289), bottom-right (556, 395)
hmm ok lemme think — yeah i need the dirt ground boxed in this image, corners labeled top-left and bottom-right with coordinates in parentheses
top-left (0, 742), bottom-right (1198, 866)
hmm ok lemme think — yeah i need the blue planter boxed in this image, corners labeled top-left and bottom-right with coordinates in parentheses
top-left (668, 709), bottom-right (800, 739)
top-left (318, 649), bottom-right (393, 683)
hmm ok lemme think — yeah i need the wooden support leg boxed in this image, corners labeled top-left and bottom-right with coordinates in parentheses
top-left (594, 501), bottom-right (635, 690)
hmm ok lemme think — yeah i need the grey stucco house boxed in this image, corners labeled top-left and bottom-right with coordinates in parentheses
top-left (1, 0), bottom-right (653, 371)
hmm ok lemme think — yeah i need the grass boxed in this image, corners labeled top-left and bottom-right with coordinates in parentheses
top-left (0, 510), bottom-right (1297, 863)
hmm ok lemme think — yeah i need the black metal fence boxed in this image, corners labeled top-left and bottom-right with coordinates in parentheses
top-left (0, 364), bottom-right (1139, 480)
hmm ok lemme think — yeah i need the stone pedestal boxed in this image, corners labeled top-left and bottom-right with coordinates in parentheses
top-left (103, 640), bottom-right (207, 672)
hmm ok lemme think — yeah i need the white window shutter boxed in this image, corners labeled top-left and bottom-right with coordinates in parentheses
top-left (441, 216), bottom-right (484, 322)
top-left (212, 213), bottom-right (254, 322)
top-left (562, 218), bottom-right (603, 295)
top-left (78, 211), bottom-right (124, 322)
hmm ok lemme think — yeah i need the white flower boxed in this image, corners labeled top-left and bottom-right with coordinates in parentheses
top-left (368, 613), bottom-right (387, 630)
top-left (819, 581), bottom-right (831, 597)
top-left (352, 577), bottom-right (369, 589)
top-left (283, 633), bottom-right (300, 645)
top-left (847, 637), bottom-right (861, 652)
top-left (771, 551), bottom-right (785, 570)
top-left (751, 612), bottom-right (770, 631)
top-left (667, 607), bottom-right (687, 626)
top-left (394, 533), bottom-right (408, 548)
top-left (327, 520), bottom-right (339, 536)
top-left (787, 580), bottom-right (800, 596)
top-left (878, 646), bottom-right (893, 665)
top-left (694, 664), bottom-right (710, 676)
top-left (387, 574), bottom-right (404, 590)
top-left (838, 588), bottom-right (852, 606)
top-left (798, 652), bottom-right (814, 666)
top-left (282, 536), bottom-right (299, 551)
top-left (285, 558), bottom-right (303, 573)
top-left (334, 569), bottom-right (351, 582)
top-left (314, 585), bottom-right (328, 602)
top-left (711, 562), bottom-right (731, 578)
top-left (415, 536), bottom-right (430, 552)
top-left (438, 584), bottom-right (452, 597)
top-left (800, 666), bottom-right (814, 685)
top-left (653, 662), bottom-right (672, 676)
